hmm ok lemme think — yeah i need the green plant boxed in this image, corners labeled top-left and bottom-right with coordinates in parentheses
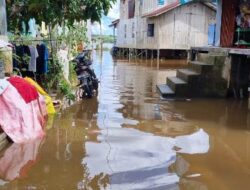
top-left (6, 0), bottom-right (117, 32)
top-left (58, 79), bottom-right (76, 101)
top-left (58, 22), bottom-right (89, 56)
top-left (69, 61), bottom-right (78, 86)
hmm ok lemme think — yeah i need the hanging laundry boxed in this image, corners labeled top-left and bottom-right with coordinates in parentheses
top-left (25, 77), bottom-right (56, 114)
top-left (8, 76), bottom-right (39, 103)
top-left (12, 45), bottom-right (18, 69)
top-left (14, 45), bottom-right (31, 69)
top-left (0, 79), bottom-right (46, 143)
top-left (28, 45), bottom-right (39, 72)
top-left (36, 43), bottom-right (49, 74)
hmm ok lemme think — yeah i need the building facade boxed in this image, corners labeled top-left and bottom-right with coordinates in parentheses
top-left (115, 0), bottom-right (216, 51)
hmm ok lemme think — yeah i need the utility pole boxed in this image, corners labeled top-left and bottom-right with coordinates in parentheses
top-left (99, 22), bottom-right (103, 52)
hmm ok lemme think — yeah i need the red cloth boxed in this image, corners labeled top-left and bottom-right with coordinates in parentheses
top-left (8, 77), bottom-right (39, 103)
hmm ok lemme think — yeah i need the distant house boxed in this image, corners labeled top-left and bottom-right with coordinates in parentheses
top-left (114, 0), bottom-right (216, 57)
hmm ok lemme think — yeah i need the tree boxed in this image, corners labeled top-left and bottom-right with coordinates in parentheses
top-left (6, 0), bottom-right (116, 32)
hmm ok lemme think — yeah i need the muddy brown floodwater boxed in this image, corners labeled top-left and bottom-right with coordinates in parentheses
top-left (1, 51), bottom-right (250, 190)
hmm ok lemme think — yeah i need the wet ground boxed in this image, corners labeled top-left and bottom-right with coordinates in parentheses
top-left (1, 51), bottom-right (250, 190)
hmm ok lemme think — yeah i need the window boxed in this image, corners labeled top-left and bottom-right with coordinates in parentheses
top-left (147, 24), bottom-right (154, 37)
top-left (128, 0), bottom-right (135, 19)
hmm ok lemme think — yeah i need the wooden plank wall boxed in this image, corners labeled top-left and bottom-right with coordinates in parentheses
top-left (116, 0), bottom-right (138, 48)
top-left (141, 3), bottom-right (216, 50)
top-left (116, 1), bottom-right (215, 50)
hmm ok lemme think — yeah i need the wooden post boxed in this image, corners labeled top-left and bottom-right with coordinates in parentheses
top-left (48, 25), bottom-right (54, 64)
top-left (100, 22), bottom-right (103, 52)
top-left (151, 50), bottom-right (153, 67)
top-left (129, 48), bottom-right (131, 62)
top-left (157, 49), bottom-right (160, 69)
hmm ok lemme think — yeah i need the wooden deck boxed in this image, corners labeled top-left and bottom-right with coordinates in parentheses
top-left (191, 46), bottom-right (250, 56)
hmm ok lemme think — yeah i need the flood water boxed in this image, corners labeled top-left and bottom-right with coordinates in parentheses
top-left (1, 51), bottom-right (250, 190)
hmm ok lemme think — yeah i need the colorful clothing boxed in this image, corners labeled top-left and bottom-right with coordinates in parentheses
top-left (8, 76), bottom-right (39, 103)
top-left (36, 44), bottom-right (49, 74)
top-left (25, 77), bottom-right (56, 114)
top-left (0, 79), bottom-right (46, 143)
top-left (28, 45), bottom-right (39, 72)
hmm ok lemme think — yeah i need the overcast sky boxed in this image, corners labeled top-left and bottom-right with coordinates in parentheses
top-left (92, 1), bottom-right (120, 35)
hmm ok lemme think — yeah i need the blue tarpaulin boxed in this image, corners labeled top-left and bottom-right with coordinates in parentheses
top-left (158, 0), bottom-right (165, 6)
top-left (180, 0), bottom-right (192, 4)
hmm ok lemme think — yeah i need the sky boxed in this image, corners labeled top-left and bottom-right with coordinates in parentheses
top-left (92, 1), bottom-right (120, 35)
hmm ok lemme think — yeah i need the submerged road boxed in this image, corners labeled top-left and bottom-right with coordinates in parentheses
top-left (0, 51), bottom-right (250, 190)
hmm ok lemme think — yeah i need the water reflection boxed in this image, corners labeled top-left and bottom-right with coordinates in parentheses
top-left (0, 138), bottom-right (44, 181)
top-left (82, 128), bottom-right (209, 189)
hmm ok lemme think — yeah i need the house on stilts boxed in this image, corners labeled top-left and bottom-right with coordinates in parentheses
top-left (111, 0), bottom-right (216, 59)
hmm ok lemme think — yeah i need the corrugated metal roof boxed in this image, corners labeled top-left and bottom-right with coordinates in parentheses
top-left (142, 1), bottom-right (180, 18)
top-left (142, 1), bottom-right (216, 18)
top-left (109, 19), bottom-right (120, 27)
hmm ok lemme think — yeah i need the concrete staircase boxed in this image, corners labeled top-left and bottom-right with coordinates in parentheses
top-left (157, 61), bottom-right (214, 98)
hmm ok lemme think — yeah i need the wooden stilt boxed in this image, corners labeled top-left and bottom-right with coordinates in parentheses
top-left (157, 49), bottom-right (160, 69)
top-left (129, 48), bottom-right (131, 62)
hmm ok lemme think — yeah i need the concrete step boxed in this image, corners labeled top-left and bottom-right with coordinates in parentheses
top-left (167, 77), bottom-right (188, 96)
top-left (189, 61), bottom-right (213, 74)
top-left (157, 84), bottom-right (175, 98)
top-left (177, 68), bottom-right (200, 82)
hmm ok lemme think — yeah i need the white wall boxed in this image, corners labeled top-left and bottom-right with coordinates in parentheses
top-left (116, 0), bottom-right (138, 48)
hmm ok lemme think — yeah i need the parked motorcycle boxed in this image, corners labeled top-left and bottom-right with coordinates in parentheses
top-left (73, 51), bottom-right (98, 98)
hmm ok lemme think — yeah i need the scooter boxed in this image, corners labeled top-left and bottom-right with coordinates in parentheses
top-left (73, 51), bottom-right (98, 98)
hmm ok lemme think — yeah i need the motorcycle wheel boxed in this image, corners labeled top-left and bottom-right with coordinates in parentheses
top-left (93, 79), bottom-right (99, 91)
top-left (82, 85), bottom-right (93, 98)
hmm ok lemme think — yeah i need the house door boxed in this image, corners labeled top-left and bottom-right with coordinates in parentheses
top-left (208, 24), bottom-right (216, 46)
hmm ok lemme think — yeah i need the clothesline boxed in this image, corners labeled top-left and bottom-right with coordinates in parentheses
top-left (10, 39), bottom-right (62, 43)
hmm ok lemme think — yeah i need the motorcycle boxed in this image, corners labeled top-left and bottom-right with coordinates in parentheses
top-left (73, 51), bottom-right (99, 98)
